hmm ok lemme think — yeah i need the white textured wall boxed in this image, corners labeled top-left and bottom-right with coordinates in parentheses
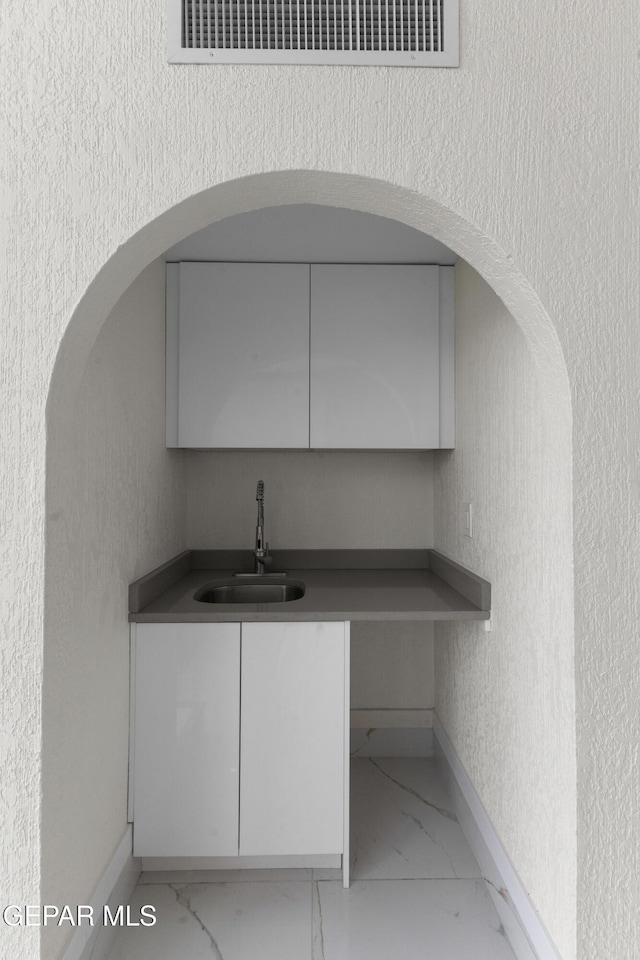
top-left (433, 262), bottom-right (575, 957)
top-left (1, 1), bottom-right (637, 958)
top-left (42, 260), bottom-right (186, 960)
top-left (186, 449), bottom-right (434, 710)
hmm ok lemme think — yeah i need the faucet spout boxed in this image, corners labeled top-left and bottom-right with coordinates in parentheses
top-left (234, 480), bottom-right (286, 578)
top-left (254, 480), bottom-right (270, 574)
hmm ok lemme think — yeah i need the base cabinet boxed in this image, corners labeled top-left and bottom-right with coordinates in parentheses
top-left (131, 621), bottom-right (349, 872)
top-left (240, 621), bottom-right (346, 856)
top-left (131, 622), bottom-right (241, 857)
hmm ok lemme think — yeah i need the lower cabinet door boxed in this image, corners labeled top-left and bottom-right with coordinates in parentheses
top-left (132, 623), bottom-right (240, 857)
top-left (239, 621), bottom-right (346, 856)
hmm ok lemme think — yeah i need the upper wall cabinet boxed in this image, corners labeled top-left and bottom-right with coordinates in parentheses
top-left (167, 262), bottom-right (310, 448)
top-left (311, 264), bottom-right (442, 448)
top-left (166, 262), bottom-right (454, 449)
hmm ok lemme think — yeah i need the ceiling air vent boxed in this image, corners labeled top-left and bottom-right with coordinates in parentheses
top-left (167, 0), bottom-right (459, 65)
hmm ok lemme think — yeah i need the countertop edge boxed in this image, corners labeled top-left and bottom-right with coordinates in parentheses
top-left (129, 549), bottom-right (491, 623)
top-left (129, 610), bottom-right (490, 623)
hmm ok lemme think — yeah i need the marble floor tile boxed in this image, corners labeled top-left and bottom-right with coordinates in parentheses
top-left (183, 881), bottom-right (312, 959)
top-left (350, 727), bottom-right (433, 758)
top-left (103, 884), bottom-right (217, 960)
top-left (346, 758), bottom-right (481, 880)
top-left (104, 759), bottom-right (516, 960)
top-left (312, 867), bottom-right (342, 882)
top-left (312, 879), bottom-right (516, 960)
top-left (105, 880), bottom-right (313, 960)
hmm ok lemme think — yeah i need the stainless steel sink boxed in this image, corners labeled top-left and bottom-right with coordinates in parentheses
top-left (194, 577), bottom-right (305, 604)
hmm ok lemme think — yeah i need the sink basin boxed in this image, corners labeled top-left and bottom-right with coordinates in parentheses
top-left (194, 578), bottom-right (306, 604)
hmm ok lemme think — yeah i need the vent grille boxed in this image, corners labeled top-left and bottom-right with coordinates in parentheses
top-left (168, 0), bottom-right (458, 64)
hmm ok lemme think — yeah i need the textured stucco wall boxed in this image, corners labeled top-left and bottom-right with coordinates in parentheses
top-left (434, 262), bottom-right (576, 957)
top-left (42, 260), bottom-right (186, 960)
top-left (1, 1), bottom-right (638, 958)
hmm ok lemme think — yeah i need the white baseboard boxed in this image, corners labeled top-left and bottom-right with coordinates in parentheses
top-left (433, 717), bottom-right (561, 960)
top-left (62, 826), bottom-right (140, 960)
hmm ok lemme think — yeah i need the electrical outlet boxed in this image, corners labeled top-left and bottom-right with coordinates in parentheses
top-left (463, 502), bottom-right (473, 538)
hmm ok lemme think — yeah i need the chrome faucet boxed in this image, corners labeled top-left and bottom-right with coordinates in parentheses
top-left (233, 481), bottom-right (286, 578)
top-left (254, 480), bottom-right (271, 574)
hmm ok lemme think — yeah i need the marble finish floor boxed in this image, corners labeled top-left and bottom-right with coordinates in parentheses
top-left (104, 759), bottom-right (516, 960)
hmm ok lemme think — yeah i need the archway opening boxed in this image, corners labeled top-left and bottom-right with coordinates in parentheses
top-left (44, 171), bottom-right (575, 960)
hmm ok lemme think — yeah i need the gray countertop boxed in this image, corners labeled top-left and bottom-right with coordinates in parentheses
top-left (129, 550), bottom-right (491, 623)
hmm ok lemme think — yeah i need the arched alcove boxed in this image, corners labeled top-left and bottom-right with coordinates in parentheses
top-left (48, 171), bottom-right (570, 422)
top-left (43, 171), bottom-right (574, 960)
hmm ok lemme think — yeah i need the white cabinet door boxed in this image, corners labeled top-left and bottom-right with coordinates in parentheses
top-left (168, 261), bottom-right (453, 450)
top-left (239, 621), bottom-right (347, 856)
top-left (171, 262), bottom-right (310, 448)
top-left (310, 264), bottom-right (441, 448)
top-left (132, 623), bottom-right (240, 857)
